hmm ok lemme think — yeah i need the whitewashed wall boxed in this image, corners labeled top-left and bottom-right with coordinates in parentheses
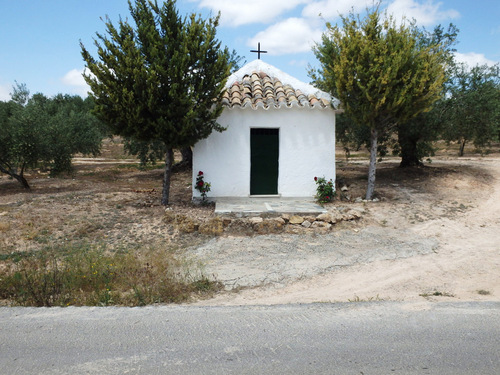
top-left (192, 107), bottom-right (336, 198)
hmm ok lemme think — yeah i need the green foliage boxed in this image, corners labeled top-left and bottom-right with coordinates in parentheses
top-left (0, 88), bottom-right (103, 187)
top-left (0, 243), bottom-right (221, 307)
top-left (313, 7), bottom-right (447, 198)
top-left (314, 176), bottom-right (335, 204)
top-left (441, 63), bottom-right (500, 156)
top-left (81, 0), bottom-right (231, 205)
top-left (395, 24), bottom-right (459, 166)
top-left (393, 106), bottom-right (442, 166)
top-left (228, 48), bottom-right (246, 72)
top-left (123, 137), bottom-right (166, 167)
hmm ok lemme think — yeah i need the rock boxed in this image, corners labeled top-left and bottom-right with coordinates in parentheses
top-left (249, 217), bottom-right (263, 224)
top-left (255, 219), bottom-right (284, 234)
top-left (175, 214), bottom-right (199, 233)
top-left (330, 211), bottom-right (343, 223)
top-left (348, 209), bottom-right (362, 219)
top-left (316, 213), bottom-right (332, 223)
top-left (301, 220), bottom-right (312, 228)
top-left (225, 219), bottom-right (254, 236)
top-left (341, 185), bottom-right (349, 192)
top-left (285, 226), bottom-right (302, 234)
top-left (354, 197), bottom-right (363, 203)
top-left (288, 215), bottom-right (304, 224)
top-left (311, 221), bottom-right (331, 229)
top-left (273, 217), bottom-right (286, 225)
top-left (343, 209), bottom-right (362, 221)
top-left (281, 214), bottom-right (290, 222)
top-left (305, 215), bottom-right (316, 223)
top-left (289, 215), bottom-right (304, 225)
top-left (198, 217), bottom-right (224, 235)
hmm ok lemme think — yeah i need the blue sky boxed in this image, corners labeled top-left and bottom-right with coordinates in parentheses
top-left (1, 0), bottom-right (499, 101)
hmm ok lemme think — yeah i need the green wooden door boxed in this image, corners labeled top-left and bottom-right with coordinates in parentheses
top-left (250, 128), bottom-right (279, 195)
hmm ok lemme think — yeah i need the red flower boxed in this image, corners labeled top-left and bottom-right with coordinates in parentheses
top-left (314, 177), bottom-right (318, 181)
top-left (326, 196), bottom-right (329, 200)
top-left (198, 171), bottom-right (203, 176)
top-left (198, 181), bottom-right (203, 186)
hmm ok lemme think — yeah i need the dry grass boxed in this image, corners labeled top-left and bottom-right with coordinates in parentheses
top-left (0, 139), bottom-right (218, 306)
top-left (0, 242), bottom-right (221, 306)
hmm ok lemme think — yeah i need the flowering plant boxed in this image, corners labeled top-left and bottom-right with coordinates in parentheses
top-left (195, 171), bottom-right (211, 200)
top-left (314, 176), bottom-right (335, 204)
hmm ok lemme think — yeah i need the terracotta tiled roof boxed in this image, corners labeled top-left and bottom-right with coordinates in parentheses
top-left (222, 71), bottom-right (331, 110)
top-left (221, 60), bottom-right (338, 110)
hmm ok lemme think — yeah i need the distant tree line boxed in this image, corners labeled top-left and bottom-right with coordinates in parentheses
top-left (0, 83), bottom-right (104, 189)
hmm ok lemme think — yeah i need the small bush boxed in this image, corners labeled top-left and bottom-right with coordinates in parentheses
top-left (314, 176), bottom-right (336, 204)
top-left (194, 171), bottom-right (211, 200)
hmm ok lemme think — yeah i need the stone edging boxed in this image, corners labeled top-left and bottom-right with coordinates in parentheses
top-left (164, 207), bottom-right (363, 236)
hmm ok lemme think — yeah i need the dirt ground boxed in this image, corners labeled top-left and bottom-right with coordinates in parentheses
top-left (200, 155), bottom-right (500, 305)
top-left (1, 139), bottom-right (499, 305)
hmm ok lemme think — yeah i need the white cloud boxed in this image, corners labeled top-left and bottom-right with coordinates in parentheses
top-left (302, 0), bottom-right (373, 20)
top-left (453, 52), bottom-right (498, 68)
top-left (248, 18), bottom-right (323, 55)
top-left (386, 0), bottom-right (459, 26)
top-left (196, 0), bottom-right (308, 26)
top-left (289, 59), bottom-right (309, 68)
top-left (61, 68), bottom-right (90, 97)
top-left (0, 83), bottom-right (11, 101)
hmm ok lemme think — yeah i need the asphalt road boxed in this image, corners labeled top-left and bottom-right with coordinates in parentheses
top-left (1, 302), bottom-right (499, 374)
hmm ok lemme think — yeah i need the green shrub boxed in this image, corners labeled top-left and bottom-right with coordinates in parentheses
top-left (314, 176), bottom-right (336, 204)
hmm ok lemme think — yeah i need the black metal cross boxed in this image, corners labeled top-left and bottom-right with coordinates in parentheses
top-left (250, 43), bottom-right (267, 59)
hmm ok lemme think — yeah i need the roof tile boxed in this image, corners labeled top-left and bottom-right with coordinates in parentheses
top-left (223, 70), bottom-right (332, 110)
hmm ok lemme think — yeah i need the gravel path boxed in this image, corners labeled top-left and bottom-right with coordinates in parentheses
top-left (188, 227), bottom-right (438, 290)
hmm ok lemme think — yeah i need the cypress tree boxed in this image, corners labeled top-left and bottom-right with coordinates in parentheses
top-left (81, 0), bottom-right (230, 205)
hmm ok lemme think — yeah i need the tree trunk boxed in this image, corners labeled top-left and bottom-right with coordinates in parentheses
top-left (459, 139), bottom-right (466, 157)
top-left (365, 128), bottom-right (378, 200)
top-left (161, 147), bottom-right (174, 206)
top-left (0, 165), bottom-right (31, 189)
top-left (181, 147), bottom-right (192, 167)
top-left (399, 132), bottom-right (423, 167)
top-left (12, 173), bottom-right (31, 189)
top-left (173, 146), bottom-right (193, 171)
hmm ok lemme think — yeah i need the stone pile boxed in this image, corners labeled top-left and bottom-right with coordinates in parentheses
top-left (164, 207), bottom-right (363, 236)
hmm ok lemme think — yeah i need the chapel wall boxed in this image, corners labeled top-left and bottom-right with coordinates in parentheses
top-left (192, 107), bottom-right (335, 198)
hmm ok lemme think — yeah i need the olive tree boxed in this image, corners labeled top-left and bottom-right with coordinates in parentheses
top-left (0, 86), bottom-right (103, 188)
top-left (313, 7), bottom-right (447, 199)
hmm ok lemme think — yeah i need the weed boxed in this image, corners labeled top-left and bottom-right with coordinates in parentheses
top-left (419, 291), bottom-right (455, 298)
top-left (477, 289), bottom-right (491, 295)
top-left (0, 243), bottom-right (221, 307)
top-left (348, 294), bottom-right (383, 302)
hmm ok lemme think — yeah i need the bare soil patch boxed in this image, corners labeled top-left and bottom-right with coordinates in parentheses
top-left (1, 139), bottom-right (499, 305)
